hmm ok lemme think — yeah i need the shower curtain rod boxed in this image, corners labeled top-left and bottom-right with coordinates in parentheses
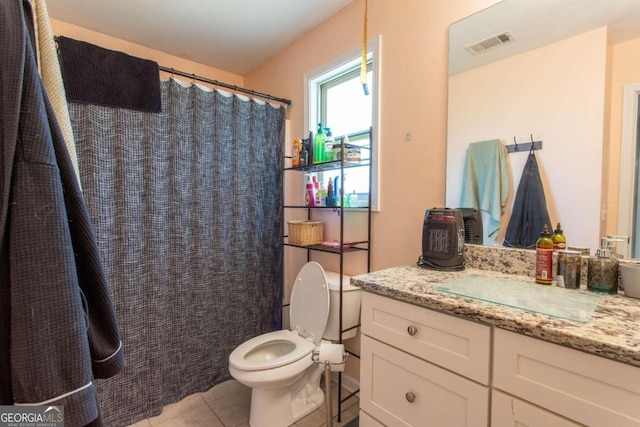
top-left (159, 65), bottom-right (291, 106)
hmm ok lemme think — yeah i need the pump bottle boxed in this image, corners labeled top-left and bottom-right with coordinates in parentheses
top-left (587, 237), bottom-right (619, 294)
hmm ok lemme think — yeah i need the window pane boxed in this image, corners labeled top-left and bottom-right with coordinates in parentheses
top-left (324, 70), bottom-right (372, 138)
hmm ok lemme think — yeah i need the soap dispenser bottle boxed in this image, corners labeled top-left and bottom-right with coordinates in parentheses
top-left (587, 237), bottom-right (619, 294)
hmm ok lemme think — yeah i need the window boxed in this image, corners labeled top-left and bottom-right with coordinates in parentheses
top-left (305, 36), bottom-right (380, 210)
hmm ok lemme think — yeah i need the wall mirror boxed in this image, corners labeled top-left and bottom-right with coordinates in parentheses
top-left (446, 0), bottom-right (640, 255)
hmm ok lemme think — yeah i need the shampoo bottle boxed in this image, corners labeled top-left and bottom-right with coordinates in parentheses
top-left (292, 139), bottom-right (302, 167)
top-left (326, 177), bottom-right (334, 206)
top-left (535, 224), bottom-right (554, 285)
top-left (299, 140), bottom-right (309, 166)
top-left (324, 128), bottom-right (335, 162)
top-left (305, 176), bottom-right (316, 207)
top-left (587, 237), bottom-right (619, 294)
top-left (312, 176), bottom-right (321, 206)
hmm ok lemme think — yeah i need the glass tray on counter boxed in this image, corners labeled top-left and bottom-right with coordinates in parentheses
top-left (435, 274), bottom-right (601, 322)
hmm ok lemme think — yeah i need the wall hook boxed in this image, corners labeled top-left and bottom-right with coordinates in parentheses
top-left (506, 135), bottom-right (543, 154)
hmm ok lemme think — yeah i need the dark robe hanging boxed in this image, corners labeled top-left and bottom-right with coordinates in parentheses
top-left (503, 151), bottom-right (552, 249)
top-left (0, 1), bottom-right (124, 425)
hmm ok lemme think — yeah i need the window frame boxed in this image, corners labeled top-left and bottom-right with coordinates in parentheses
top-left (304, 35), bottom-right (381, 211)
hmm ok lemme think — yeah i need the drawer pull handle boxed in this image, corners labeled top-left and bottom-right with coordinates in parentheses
top-left (405, 392), bottom-right (416, 403)
top-left (407, 326), bottom-right (418, 336)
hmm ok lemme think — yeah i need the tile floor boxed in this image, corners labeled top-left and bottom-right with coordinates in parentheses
top-left (128, 379), bottom-right (359, 427)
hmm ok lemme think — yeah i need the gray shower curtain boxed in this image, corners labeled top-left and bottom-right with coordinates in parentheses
top-left (69, 79), bottom-right (284, 426)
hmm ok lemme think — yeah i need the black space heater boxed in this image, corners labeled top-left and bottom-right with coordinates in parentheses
top-left (418, 208), bottom-right (465, 271)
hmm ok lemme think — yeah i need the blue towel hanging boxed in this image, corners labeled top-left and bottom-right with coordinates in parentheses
top-left (460, 139), bottom-right (510, 239)
top-left (503, 151), bottom-right (552, 249)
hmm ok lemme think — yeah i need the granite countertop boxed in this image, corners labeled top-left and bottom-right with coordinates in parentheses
top-left (352, 265), bottom-right (640, 367)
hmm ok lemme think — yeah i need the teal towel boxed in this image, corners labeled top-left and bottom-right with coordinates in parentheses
top-left (460, 139), bottom-right (510, 238)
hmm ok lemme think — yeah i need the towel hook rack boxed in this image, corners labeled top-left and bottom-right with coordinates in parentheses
top-left (507, 135), bottom-right (543, 153)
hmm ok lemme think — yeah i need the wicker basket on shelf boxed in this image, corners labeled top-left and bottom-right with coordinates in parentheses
top-left (287, 220), bottom-right (323, 246)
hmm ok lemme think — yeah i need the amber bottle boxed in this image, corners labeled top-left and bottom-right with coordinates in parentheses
top-left (536, 224), bottom-right (554, 285)
top-left (551, 222), bottom-right (566, 251)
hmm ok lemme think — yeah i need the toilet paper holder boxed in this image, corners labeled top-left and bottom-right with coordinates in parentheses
top-left (311, 343), bottom-right (348, 372)
top-left (311, 343), bottom-right (348, 427)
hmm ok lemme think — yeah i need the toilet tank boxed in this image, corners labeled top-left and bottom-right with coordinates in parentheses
top-left (323, 271), bottom-right (362, 341)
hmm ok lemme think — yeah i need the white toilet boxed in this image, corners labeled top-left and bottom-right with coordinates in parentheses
top-left (228, 262), bottom-right (362, 427)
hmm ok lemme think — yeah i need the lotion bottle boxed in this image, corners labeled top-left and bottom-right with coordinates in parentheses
top-left (324, 128), bottom-right (335, 162)
top-left (587, 237), bottom-right (619, 294)
top-left (535, 224), bottom-right (553, 285)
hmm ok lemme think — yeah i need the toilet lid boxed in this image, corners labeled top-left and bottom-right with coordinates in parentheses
top-left (290, 262), bottom-right (329, 344)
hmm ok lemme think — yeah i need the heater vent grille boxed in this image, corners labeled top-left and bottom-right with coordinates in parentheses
top-left (465, 31), bottom-right (514, 55)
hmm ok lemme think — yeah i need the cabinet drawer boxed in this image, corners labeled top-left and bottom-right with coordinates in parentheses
top-left (494, 328), bottom-right (640, 426)
top-left (492, 390), bottom-right (581, 427)
top-left (361, 335), bottom-right (489, 427)
top-left (361, 292), bottom-right (491, 384)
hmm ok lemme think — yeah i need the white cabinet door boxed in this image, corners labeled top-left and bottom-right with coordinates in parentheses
top-left (491, 390), bottom-right (581, 427)
top-left (361, 335), bottom-right (489, 427)
top-left (493, 328), bottom-right (640, 427)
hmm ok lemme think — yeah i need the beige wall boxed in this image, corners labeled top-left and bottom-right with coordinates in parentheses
top-left (447, 27), bottom-right (608, 252)
top-left (50, 19), bottom-right (244, 87)
top-left (246, 0), bottom-right (500, 274)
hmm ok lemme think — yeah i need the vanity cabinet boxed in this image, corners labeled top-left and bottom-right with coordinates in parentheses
top-left (360, 291), bottom-right (640, 427)
top-left (360, 292), bottom-right (490, 426)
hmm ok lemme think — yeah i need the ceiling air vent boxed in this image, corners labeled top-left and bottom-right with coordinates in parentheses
top-left (465, 31), bottom-right (514, 55)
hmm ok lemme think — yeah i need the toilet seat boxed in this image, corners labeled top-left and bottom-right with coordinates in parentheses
top-left (229, 262), bottom-right (330, 372)
top-left (229, 330), bottom-right (314, 371)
